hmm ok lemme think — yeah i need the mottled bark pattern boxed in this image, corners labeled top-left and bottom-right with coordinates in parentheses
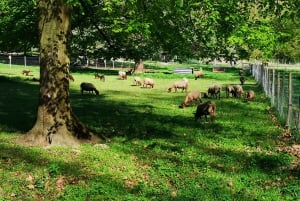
top-left (20, 0), bottom-right (100, 147)
top-left (135, 59), bottom-right (144, 73)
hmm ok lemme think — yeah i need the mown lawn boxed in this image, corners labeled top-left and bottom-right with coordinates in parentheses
top-left (0, 63), bottom-right (299, 201)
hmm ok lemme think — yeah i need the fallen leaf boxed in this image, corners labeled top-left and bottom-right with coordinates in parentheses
top-left (27, 184), bottom-right (35, 190)
top-left (56, 175), bottom-right (66, 191)
top-left (26, 175), bottom-right (34, 182)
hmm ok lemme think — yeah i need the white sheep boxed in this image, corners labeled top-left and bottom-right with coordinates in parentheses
top-left (134, 77), bottom-right (142, 86)
top-left (143, 78), bottom-right (154, 88)
top-left (168, 79), bottom-right (189, 92)
top-left (194, 71), bottom-right (204, 80)
top-left (118, 71), bottom-right (127, 80)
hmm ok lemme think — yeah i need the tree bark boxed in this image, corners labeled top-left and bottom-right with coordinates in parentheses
top-left (134, 59), bottom-right (144, 73)
top-left (17, 0), bottom-right (102, 147)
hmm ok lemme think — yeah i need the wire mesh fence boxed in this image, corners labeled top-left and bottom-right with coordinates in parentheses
top-left (251, 64), bottom-right (300, 132)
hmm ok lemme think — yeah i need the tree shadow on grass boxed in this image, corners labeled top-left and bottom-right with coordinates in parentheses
top-left (0, 75), bottom-right (297, 200)
top-left (0, 138), bottom-right (144, 200)
top-left (0, 75), bottom-right (278, 147)
top-left (0, 76), bottom-right (38, 132)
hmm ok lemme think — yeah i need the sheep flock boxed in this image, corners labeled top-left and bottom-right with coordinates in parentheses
top-left (66, 67), bottom-right (255, 123)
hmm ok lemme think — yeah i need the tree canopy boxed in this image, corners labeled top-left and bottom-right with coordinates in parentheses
top-left (0, 0), bottom-right (38, 54)
top-left (0, 0), bottom-right (299, 62)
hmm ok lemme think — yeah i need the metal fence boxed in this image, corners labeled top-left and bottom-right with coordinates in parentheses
top-left (0, 55), bottom-right (136, 69)
top-left (0, 55), bottom-right (40, 66)
top-left (251, 64), bottom-right (300, 131)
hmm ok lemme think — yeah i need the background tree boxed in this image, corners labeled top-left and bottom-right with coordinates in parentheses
top-left (70, 0), bottom-right (156, 72)
top-left (0, 0), bottom-right (38, 54)
top-left (227, 0), bottom-right (300, 63)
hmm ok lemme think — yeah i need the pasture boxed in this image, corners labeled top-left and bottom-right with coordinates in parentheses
top-left (0, 63), bottom-right (299, 200)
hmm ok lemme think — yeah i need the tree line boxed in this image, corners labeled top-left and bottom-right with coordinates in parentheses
top-left (1, 0), bottom-right (299, 63)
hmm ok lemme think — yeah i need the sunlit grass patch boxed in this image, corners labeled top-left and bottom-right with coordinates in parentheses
top-left (0, 64), bottom-right (299, 200)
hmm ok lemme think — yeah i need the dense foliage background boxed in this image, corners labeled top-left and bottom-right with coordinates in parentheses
top-left (0, 0), bottom-right (299, 62)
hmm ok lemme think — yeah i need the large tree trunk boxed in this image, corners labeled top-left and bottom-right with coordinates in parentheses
top-left (134, 59), bottom-right (144, 73)
top-left (17, 0), bottom-right (101, 147)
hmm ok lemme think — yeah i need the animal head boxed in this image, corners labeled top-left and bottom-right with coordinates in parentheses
top-left (180, 102), bottom-right (186, 108)
top-left (203, 92), bottom-right (209, 98)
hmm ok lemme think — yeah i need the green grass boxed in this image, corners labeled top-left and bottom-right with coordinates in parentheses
top-left (0, 63), bottom-right (299, 201)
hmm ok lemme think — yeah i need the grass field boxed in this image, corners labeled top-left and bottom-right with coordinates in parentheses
top-left (0, 63), bottom-right (299, 201)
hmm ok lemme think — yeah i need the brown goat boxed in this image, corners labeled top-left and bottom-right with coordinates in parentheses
top-left (207, 84), bottom-right (221, 99)
top-left (168, 79), bottom-right (188, 92)
top-left (194, 101), bottom-right (216, 122)
top-left (194, 71), bottom-right (204, 80)
top-left (22, 70), bottom-right (32, 76)
top-left (95, 73), bottom-right (105, 82)
top-left (143, 78), bottom-right (154, 88)
top-left (180, 91), bottom-right (202, 108)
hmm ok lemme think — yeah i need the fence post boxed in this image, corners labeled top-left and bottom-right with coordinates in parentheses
top-left (280, 72), bottom-right (285, 116)
top-left (264, 67), bottom-right (268, 95)
top-left (24, 56), bottom-right (27, 67)
top-left (271, 68), bottom-right (275, 105)
top-left (286, 72), bottom-right (292, 127)
top-left (277, 72), bottom-right (281, 112)
top-left (9, 55), bottom-right (12, 68)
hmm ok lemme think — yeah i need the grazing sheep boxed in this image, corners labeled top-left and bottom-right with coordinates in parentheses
top-left (240, 76), bottom-right (246, 85)
top-left (207, 84), bottom-right (221, 99)
top-left (194, 71), bottom-right (204, 80)
top-left (118, 71), bottom-right (127, 80)
top-left (194, 101), bottom-right (216, 122)
top-left (233, 85), bottom-right (244, 98)
top-left (127, 68), bottom-right (134, 75)
top-left (225, 84), bottom-right (235, 98)
top-left (143, 78), bottom-right (154, 88)
top-left (134, 77), bottom-right (142, 86)
top-left (22, 70), bottom-right (32, 76)
top-left (67, 74), bottom-right (74, 82)
top-left (32, 77), bottom-right (40, 82)
top-left (239, 69), bottom-right (244, 76)
top-left (246, 90), bottom-right (255, 101)
top-left (80, 82), bottom-right (99, 95)
top-left (95, 73), bottom-right (105, 82)
top-left (168, 79), bottom-right (189, 92)
top-left (203, 92), bottom-right (209, 98)
top-left (180, 91), bottom-right (202, 108)
top-left (182, 77), bottom-right (189, 83)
